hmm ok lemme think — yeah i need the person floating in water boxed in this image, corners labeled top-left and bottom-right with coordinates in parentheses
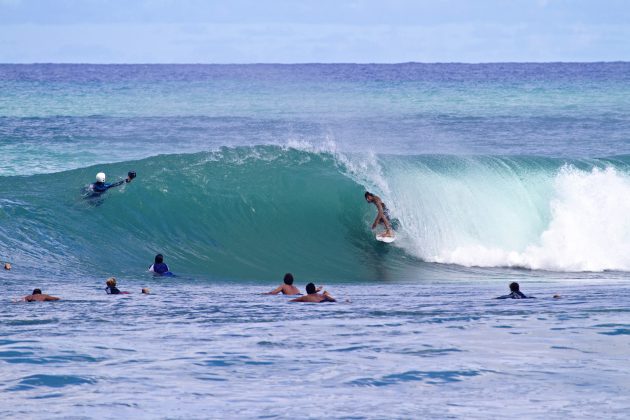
top-left (148, 254), bottom-right (173, 276)
top-left (90, 171), bottom-right (136, 194)
top-left (23, 288), bottom-right (60, 302)
top-left (263, 273), bottom-right (302, 295)
top-left (290, 283), bottom-right (336, 303)
top-left (105, 277), bottom-right (129, 295)
top-left (364, 191), bottom-right (393, 237)
top-left (496, 282), bottom-right (534, 299)
top-left (3, 262), bottom-right (10, 271)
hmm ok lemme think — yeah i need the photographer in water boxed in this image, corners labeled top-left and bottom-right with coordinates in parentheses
top-left (90, 171), bottom-right (136, 194)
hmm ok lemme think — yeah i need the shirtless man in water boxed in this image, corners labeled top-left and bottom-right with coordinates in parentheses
top-left (290, 283), bottom-right (336, 303)
top-left (264, 273), bottom-right (301, 295)
top-left (23, 289), bottom-right (60, 302)
top-left (365, 191), bottom-right (393, 237)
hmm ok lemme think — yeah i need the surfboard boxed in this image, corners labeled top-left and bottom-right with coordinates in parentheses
top-left (376, 233), bottom-right (396, 243)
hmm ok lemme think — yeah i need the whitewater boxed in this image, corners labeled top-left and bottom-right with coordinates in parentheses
top-left (2, 63), bottom-right (630, 419)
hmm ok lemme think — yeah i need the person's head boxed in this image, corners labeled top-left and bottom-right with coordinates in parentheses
top-left (155, 254), bottom-right (164, 264)
top-left (106, 277), bottom-right (117, 287)
top-left (96, 172), bottom-right (106, 183)
top-left (142, 287), bottom-right (150, 294)
top-left (306, 283), bottom-right (317, 294)
top-left (364, 191), bottom-right (374, 202)
top-left (283, 273), bottom-right (294, 285)
top-left (3, 262), bottom-right (10, 270)
top-left (509, 282), bottom-right (520, 292)
top-left (32, 288), bottom-right (42, 295)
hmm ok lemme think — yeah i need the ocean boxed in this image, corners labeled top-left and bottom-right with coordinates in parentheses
top-left (1, 63), bottom-right (630, 418)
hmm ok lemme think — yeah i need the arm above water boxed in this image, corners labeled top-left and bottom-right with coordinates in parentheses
top-left (106, 172), bottom-right (135, 190)
top-left (263, 286), bottom-right (283, 295)
top-left (107, 179), bottom-right (126, 189)
top-left (322, 291), bottom-right (336, 302)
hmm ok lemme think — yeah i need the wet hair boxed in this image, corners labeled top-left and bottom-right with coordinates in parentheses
top-left (306, 283), bottom-right (317, 294)
top-left (364, 191), bottom-right (374, 200)
top-left (283, 273), bottom-right (294, 285)
top-left (32, 288), bottom-right (42, 295)
top-left (106, 277), bottom-right (117, 287)
top-left (155, 254), bottom-right (164, 264)
top-left (509, 282), bottom-right (520, 292)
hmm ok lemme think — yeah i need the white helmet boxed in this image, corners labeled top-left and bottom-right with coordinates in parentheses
top-left (96, 172), bottom-right (106, 183)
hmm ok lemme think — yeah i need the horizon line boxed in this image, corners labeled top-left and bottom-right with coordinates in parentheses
top-left (1, 61), bottom-right (629, 65)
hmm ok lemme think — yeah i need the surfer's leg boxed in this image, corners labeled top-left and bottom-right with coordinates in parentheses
top-left (382, 218), bottom-right (393, 236)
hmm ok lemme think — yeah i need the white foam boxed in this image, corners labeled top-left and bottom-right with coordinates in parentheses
top-left (429, 166), bottom-right (630, 272)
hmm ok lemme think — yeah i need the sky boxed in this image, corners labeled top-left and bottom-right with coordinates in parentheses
top-left (0, 0), bottom-right (629, 63)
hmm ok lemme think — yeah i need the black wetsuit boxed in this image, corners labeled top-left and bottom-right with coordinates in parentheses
top-left (105, 286), bottom-right (121, 295)
top-left (496, 291), bottom-right (533, 299)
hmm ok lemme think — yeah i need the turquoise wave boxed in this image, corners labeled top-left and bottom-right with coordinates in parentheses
top-left (0, 147), bottom-right (414, 281)
top-left (2, 146), bottom-right (630, 280)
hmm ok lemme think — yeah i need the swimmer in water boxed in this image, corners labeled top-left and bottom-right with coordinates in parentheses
top-left (263, 273), bottom-right (302, 295)
top-left (290, 283), bottom-right (336, 303)
top-left (365, 191), bottom-right (393, 237)
top-left (496, 282), bottom-right (534, 299)
top-left (148, 254), bottom-right (172, 276)
top-left (105, 277), bottom-right (129, 295)
top-left (3, 262), bottom-right (10, 271)
top-left (89, 171), bottom-right (136, 194)
top-left (23, 288), bottom-right (60, 302)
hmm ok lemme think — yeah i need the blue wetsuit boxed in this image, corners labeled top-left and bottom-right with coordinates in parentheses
top-left (149, 263), bottom-right (172, 276)
top-left (91, 180), bottom-right (126, 193)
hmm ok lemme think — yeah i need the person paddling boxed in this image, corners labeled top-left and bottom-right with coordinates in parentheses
top-left (90, 171), bottom-right (136, 194)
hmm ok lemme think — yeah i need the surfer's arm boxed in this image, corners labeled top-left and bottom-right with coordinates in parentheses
top-left (107, 173), bottom-right (134, 189)
top-left (107, 179), bottom-right (127, 189)
top-left (263, 286), bottom-right (283, 295)
top-left (322, 291), bottom-right (336, 302)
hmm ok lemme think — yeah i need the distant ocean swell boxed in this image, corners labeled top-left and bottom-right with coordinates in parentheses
top-left (2, 146), bottom-right (630, 280)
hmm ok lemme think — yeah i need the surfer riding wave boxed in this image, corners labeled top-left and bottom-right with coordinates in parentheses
top-left (365, 191), bottom-right (394, 238)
